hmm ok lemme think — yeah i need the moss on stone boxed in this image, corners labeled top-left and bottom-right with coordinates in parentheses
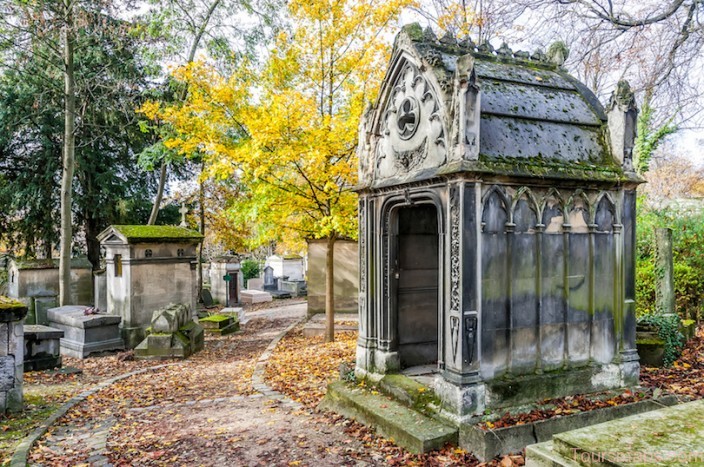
top-left (0, 296), bottom-right (28, 322)
top-left (112, 225), bottom-right (204, 243)
top-left (199, 314), bottom-right (231, 323)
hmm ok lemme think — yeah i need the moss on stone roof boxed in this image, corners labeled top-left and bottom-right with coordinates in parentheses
top-left (0, 296), bottom-right (25, 311)
top-left (112, 225), bottom-right (204, 243)
top-left (0, 296), bottom-right (28, 321)
top-left (14, 257), bottom-right (93, 270)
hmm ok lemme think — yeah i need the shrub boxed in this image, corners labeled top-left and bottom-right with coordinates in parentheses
top-left (636, 199), bottom-right (704, 320)
top-left (241, 259), bottom-right (260, 282)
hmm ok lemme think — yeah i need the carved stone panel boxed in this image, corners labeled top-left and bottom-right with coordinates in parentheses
top-left (375, 62), bottom-right (447, 181)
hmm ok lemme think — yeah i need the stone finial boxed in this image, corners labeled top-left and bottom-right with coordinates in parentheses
top-left (440, 32), bottom-right (457, 46)
top-left (423, 26), bottom-right (437, 42)
top-left (459, 37), bottom-right (475, 50)
top-left (607, 80), bottom-right (638, 171)
top-left (547, 41), bottom-right (569, 67)
top-left (179, 204), bottom-right (188, 227)
top-left (477, 41), bottom-right (494, 54)
top-left (452, 54), bottom-right (481, 161)
top-left (530, 49), bottom-right (546, 62)
top-left (497, 42), bottom-right (513, 57)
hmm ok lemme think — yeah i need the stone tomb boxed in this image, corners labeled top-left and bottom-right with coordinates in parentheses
top-left (240, 290), bottom-right (273, 304)
top-left (209, 256), bottom-right (242, 305)
top-left (6, 257), bottom-right (93, 324)
top-left (97, 225), bottom-right (204, 348)
top-left (47, 306), bottom-right (124, 359)
top-left (23, 325), bottom-right (63, 371)
top-left (354, 25), bottom-right (643, 421)
top-left (307, 238), bottom-right (358, 315)
top-left (0, 296), bottom-right (27, 413)
top-left (135, 304), bottom-right (204, 359)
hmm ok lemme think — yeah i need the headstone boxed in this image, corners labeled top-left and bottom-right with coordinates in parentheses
top-left (47, 306), bottom-right (124, 359)
top-left (134, 304), bottom-right (204, 359)
top-left (263, 266), bottom-right (276, 291)
top-left (655, 227), bottom-right (675, 315)
top-left (240, 290), bottom-right (273, 304)
top-left (23, 325), bottom-right (63, 371)
top-left (200, 289), bottom-right (216, 308)
top-left (246, 278), bottom-right (264, 290)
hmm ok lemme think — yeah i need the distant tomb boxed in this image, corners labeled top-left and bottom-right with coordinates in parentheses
top-left (307, 239), bottom-right (358, 315)
top-left (6, 258), bottom-right (93, 324)
top-left (209, 256), bottom-right (241, 305)
top-left (97, 225), bottom-right (204, 348)
top-left (240, 290), bottom-right (273, 304)
top-left (266, 255), bottom-right (305, 281)
top-left (262, 265), bottom-right (277, 291)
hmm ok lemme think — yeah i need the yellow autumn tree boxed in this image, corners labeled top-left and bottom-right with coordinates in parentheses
top-left (141, 0), bottom-right (413, 341)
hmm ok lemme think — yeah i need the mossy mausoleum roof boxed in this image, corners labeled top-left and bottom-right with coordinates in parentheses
top-left (357, 23), bottom-right (640, 188)
top-left (98, 225), bottom-right (204, 244)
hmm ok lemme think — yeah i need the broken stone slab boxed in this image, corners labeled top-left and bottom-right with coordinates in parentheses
top-left (150, 303), bottom-right (191, 333)
top-left (47, 306), bottom-right (124, 359)
top-left (23, 325), bottom-right (64, 371)
top-left (134, 304), bottom-right (204, 360)
top-left (240, 290), bottom-right (272, 304)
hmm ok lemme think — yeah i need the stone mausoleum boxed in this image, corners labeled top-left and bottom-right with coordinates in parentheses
top-left (355, 24), bottom-right (642, 420)
top-left (97, 225), bottom-right (203, 348)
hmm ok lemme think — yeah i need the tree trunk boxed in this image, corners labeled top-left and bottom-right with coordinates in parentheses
top-left (197, 161), bottom-right (206, 298)
top-left (325, 234), bottom-right (336, 342)
top-left (84, 215), bottom-right (101, 271)
top-left (59, 0), bottom-right (75, 306)
top-left (147, 161), bottom-right (167, 225)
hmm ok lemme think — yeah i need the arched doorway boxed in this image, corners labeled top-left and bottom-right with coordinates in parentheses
top-left (393, 204), bottom-right (440, 368)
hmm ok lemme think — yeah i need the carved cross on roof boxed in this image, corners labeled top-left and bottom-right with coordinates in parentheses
top-left (179, 205), bottom-right (188, 227)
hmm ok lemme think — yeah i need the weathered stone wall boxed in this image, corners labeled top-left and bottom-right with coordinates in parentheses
top-left (307, 240), bottom-right (359, 315)
top-left (7, 259), bottom-right (93, 308)
top-left (478, 184), bottom-right (625, 380)
top-left (0, 297), bottom-right (28, 413)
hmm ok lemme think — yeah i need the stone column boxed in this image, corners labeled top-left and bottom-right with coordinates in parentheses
top-left (1, 297), bottom-right (28, 413)
top-left (654, 227), bottom-right (675, 316)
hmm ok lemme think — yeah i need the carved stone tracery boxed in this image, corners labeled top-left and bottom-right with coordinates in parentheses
top-left (376, 61), bottom-right (447, 178)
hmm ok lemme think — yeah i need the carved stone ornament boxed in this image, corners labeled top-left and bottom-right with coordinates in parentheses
top-left (376, 62), bottom-right (447, 179)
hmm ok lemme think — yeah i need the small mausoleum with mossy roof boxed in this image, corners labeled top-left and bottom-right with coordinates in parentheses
top-left (354, 24), bottom-right (643, 420)
top-left (97, 225), bottom-right (203, 348)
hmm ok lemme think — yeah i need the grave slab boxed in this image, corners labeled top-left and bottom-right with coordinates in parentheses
top-left (240, 290), bottom-right (273, 304)
top-left (47, 306), bottom-right (124, 359)
top-left (526, 400), bottom-right (703, 466)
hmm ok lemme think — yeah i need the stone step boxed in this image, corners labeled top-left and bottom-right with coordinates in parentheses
top-left (526, 400), bottom-right (703, 466)
top-left (320, 380), bottom-right (457, 454)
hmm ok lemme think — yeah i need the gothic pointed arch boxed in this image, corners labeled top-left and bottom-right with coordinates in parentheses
top-left (481, 185), bottom-right (509, 234)
top-left (370, 49), bottom-right (449, 183)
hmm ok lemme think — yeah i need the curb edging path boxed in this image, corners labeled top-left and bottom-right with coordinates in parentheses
top-left (10, 365), bottom-right (171, 467)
